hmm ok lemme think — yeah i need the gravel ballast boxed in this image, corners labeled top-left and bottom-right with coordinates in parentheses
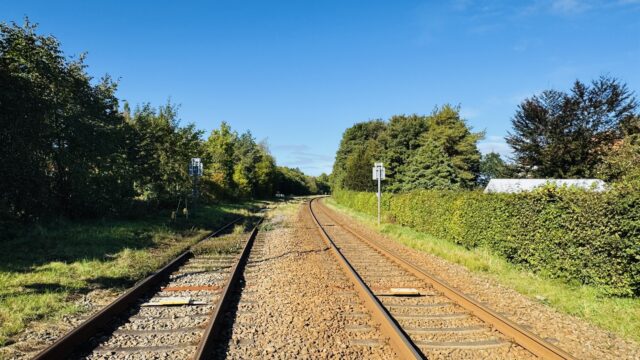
top-left (320, 199), bottom-right (640, 360)
top-left (212, 201), bottom-right (398, 359)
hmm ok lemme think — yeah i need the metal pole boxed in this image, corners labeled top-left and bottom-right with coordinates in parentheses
top-left (377, 172), bottom-right (381, 226)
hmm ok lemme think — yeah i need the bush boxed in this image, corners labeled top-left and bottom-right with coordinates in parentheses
top-left (333, 186), bottom-right (640, 296)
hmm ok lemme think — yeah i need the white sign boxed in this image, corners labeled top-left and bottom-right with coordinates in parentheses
top-left (372, 162), bottom-right (385, 225)
top-left (372, 162), bottom-right (386, 180)
top-left (189, 158), bottom-right (203, 177)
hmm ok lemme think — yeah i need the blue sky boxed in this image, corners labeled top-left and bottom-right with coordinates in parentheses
top-left (2, 1), bottom-right (639, 175)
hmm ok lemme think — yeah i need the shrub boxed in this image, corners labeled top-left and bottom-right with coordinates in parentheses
top-left (333, 186), bottom-right (640, 296)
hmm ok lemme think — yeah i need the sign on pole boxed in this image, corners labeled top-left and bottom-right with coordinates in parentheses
top-left (189, 158), bottom-right (203, 177)
top-left (189, 158), bottom-right (203, 212)
top-left (372, 162), bottom-right (385, 225)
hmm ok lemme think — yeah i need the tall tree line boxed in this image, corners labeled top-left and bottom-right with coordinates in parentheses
top-left (332, 105), bottom-right (484, 192)
top-left (0, 20), bottom-right (322, 221)
top-left (334, 76), bottom-right (640, 193)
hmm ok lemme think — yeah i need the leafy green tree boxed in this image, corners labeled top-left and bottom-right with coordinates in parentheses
top-left (597, 134), bottom-right (640, 184)
top-left (254, 143), bottom-right (277, 198)
top-left (478, 152), bottom-right (514, 186)
top-left (399, 140), bottom-right (459, 191)
top-left (332, 120), bottom-right (386, 189)
top-left (276, 166), bottom-right (312, 195)
top-left (420, 105), bottom-right (483, 188)
top-left (128, 102), bottom-right (203, 206)
top-left (203, 122), bottom-right (238, 199)
top-left (0, 19), bottom-right (131, 219)
top-left (342, 140), bottom-right (378, 192)
top-left (232, 131), bottom-right (266, 198)
top-left (316, 173), bottom-right (331, 194)
top-left (507, 77), bottom-right (639, 177)
top-left (378, 115), bottom-right (430, 191)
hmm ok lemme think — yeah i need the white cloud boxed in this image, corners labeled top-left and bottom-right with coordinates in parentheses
top-left (550, 0), bottom-right (590, 14)
top-left (477, 135), bottom-right (513, 160)
top-left (272, 144), bottom-right (334, 175)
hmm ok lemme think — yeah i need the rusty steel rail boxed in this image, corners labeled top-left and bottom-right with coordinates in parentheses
top-left (193, 217), bottom-right (263, 359)
top-left (308, 198), bottom-right (424, 359)
top-left (314, 198), bottom-right (577, 360)
top-left (33, 216), bottom-right (244, 360)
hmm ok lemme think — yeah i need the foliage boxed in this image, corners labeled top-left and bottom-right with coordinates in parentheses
top-left (419, 105), bottom-right (483, 188)
top-left (507, 76), bottom-right (639, 177)
top-left (332, 120), bottom-right (386, 190)
top-left (399, 140), bottom-right (459, 191)
top-left (332, 105), bottom-right (482, 192)
top-left (597, 134), bottom-right (640, 185)
top-left (0, 20), bottom-right (323, 222)
top-left (378, 114), bottom-right (429, 191)
top-left (127, 102), bottom-right (203, 206)
top-left (275, 166), bottom-right (319, 196)
top-left (315, 173), bottom-right (331, 194)
top-left (202, 121), bottom-right (237, 199)
top-left (334, 187), bottom-right (640, 297)
top-left (478, 152), bottom-right (514, 186)
top-left (342, 140), bottom-right (378, 192)
top-left (0, 19), bottom-right (131, 219)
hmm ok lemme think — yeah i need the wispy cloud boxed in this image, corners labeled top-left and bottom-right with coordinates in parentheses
top-left (478, 135), bottom-right (513, 160)
top-left (271, 144), bottom-right (334, 175)
top-left (550, 0), bottom-right (590, 14)
top-left (520, 0), bottom-right (640, 17)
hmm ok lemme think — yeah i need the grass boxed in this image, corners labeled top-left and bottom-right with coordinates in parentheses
top-left (324, 198), bottom-right (640, 343)
top-left (0, 202), bottom-right (256, 347)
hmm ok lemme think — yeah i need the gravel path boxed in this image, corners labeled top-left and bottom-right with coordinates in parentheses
top-left (212, 201), bottom-right (398, 359)
top-left (320, 199), bottom-right (640, 360)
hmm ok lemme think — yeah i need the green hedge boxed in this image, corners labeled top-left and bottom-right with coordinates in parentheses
top-left (333, 186), bottom-right (640, 296)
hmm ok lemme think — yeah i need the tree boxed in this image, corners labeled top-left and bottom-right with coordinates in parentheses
top-left (420, 105), bottom-right (483, 188)
top-left (316, 173), bottom-right (331, 194)
top-left (331, 106), bottom-right (482, 193)
top-left (203, 122), bottom-right (238, 199)
top-left (128, 102), bottom-right (203, 206)
top-left (254, 143), bottom-right (277, 198)
top-left (597, 134), bottom-right (640, 184)
top-left (342, 140), bottom-right (378, 192)
top-left (378, 114), bottom-right (430, 192)
top-left (507, 76), bottom-right (639, 177)
top-left (478, 152), bottom-right (514, 186)
top-left (276, 167), bottom-right (312, 195)
top-left (332, 120), bottom-right (386, 189)
top-left (399, 140), bottom-right (459, 191)
top-left (0, 19), bottom-right (132, 219)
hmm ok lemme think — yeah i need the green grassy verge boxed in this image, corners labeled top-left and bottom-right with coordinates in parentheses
top-left (325, 198), bottom-right (640, 343)
top-left (0, 203), bottom-right (254, 347)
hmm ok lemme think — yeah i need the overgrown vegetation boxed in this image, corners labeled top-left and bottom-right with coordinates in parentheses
top-left (334, 187), bottom-right (640, 297)
top-left (0, 20), bottom-right (326, 224)
top-left (0, 203), bottom-right (252, 347)
top-left (325, 198), bottom-right (640, 342)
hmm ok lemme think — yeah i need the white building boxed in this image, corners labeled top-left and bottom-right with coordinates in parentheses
top-left (484, 179), bottom-right (607, 194)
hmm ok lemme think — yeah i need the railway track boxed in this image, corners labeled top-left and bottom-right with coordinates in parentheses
top-left (308, 197), bottom-right (576, 360)
top-left (33, 216), bottom-right (262, 360)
